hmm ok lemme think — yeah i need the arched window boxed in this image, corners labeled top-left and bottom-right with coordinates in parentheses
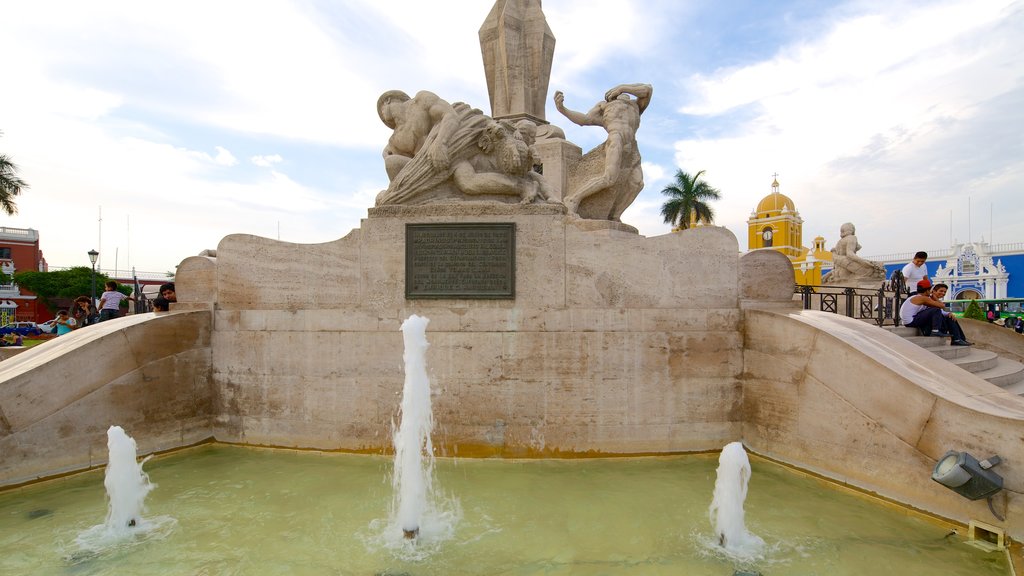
top-left (761, 227), bottom-right (774, 247)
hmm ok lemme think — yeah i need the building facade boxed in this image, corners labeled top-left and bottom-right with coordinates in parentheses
top-left (0, 226), bottom-right (48, 324)
top-left (875, 241), bottom-right (1024, 299)
top-left (746, 178), bottom-right (832, 284)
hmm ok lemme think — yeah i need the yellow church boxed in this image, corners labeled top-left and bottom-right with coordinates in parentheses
top-left (747, 177), bottom-right (832, 285)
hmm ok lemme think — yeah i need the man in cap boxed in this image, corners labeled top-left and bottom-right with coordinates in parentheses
top-left (899, 279), bottom-right (971, 345)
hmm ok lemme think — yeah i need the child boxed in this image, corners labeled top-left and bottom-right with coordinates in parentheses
top-left (98, 281), bottom-right (131, 322)
top-left (152, 296), bottom-right (170, 312)
top-left (55, 309), bottom-right (77, 335)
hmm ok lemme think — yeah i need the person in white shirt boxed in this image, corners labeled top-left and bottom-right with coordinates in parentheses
top-left (98, 281), bottom-right (132, 322)
top-left (900, 251), bottom-right (929, 290)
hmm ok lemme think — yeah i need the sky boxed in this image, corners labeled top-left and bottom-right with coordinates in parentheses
top-left (1, 0), bottom-right (1021, 276)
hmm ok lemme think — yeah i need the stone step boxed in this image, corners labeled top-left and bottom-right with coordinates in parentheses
top-left (949, 349), bottom-right (1000, 373)
top-left (888, 321), bottom-right (1024, 396)
top-left (974, 357), bottom-right (1024, 389)
top-left (901, 334), bottom-right (950, 348)
top-left (887, 326), bottom-right (919, 337)
top-left (1000, 377), bottom-right (1024, 396)
top-left (929, 343), bottom-right (973, 360)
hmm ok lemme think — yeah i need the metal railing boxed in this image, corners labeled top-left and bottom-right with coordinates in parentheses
top-left (795, 272), bottom-right (909, 327)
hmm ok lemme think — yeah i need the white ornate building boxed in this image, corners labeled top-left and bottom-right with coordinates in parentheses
top-left (932, 242), bottom-right (1009, 299)
top-left (875, 241), bottom-right (1022, 299)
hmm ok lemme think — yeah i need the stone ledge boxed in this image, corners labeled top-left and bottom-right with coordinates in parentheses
top-left (213, 307), bottom-right (742, 333)
top-left (367, 201), bottom-right (567, 218)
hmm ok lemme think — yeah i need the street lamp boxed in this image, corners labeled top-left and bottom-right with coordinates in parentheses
top-left (88, 249), bottom-right (99, 304)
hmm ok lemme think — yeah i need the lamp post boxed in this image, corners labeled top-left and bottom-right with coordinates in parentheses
top-left (88, 249), bottom-right (99, 305)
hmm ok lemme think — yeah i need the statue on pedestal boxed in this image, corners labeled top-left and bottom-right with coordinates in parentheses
top-left (370, 0), bottom-right (652, 226)
top-left (822, 223), bottom-right (886, 285)
top-left (375, 92), bottom-right (552, 206)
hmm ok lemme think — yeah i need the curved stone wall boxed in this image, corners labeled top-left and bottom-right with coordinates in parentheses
top-left (0, 311), bottom-right (213, 487)
top-left (743, 308), bottom-right (1024, 537)
top-left (6, 217), bottom-right (1024, 540)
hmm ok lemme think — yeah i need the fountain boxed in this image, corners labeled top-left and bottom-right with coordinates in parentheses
top-left (0, 445), bottom-right (1009, 575)
top-left (70, 425), bottom-right (174, 555)
top-left (393, 314), bottom-right (435, 540)
top-left (0, 1), bottom-right (1021, 574)
top-left (97, 425), bottom-right (154, 533)
top-left (709, 442), bottom-right (765, 558)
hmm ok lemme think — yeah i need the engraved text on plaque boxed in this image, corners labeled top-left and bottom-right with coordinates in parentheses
top-left (405, 223), bottom-right (516, 299)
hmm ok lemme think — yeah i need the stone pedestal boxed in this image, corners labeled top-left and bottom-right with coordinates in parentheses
top-left (206, 206), bottom-right (745, 455)
top-left (533, 138), bottom-right (581, 201)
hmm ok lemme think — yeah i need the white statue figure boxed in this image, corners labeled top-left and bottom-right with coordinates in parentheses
top-left (376, 93), bottom-right (553, 207)
top-left (822, 222), bottom-right (886, 285)
top-left (553, 83), bottom-right (652, 220)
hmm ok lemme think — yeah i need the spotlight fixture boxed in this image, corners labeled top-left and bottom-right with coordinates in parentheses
top-left (932, 451), bottom-right (1003, 501)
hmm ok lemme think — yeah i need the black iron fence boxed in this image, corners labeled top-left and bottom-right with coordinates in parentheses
top-left (795, 271), bottom-right (909, 327)
top-left (131, 274), bottom-right (154, 314)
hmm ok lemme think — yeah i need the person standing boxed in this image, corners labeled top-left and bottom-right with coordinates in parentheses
top-left (901, 251), bottom-right (930, 290)
top-left (98, 281), bottom-right (131, 322)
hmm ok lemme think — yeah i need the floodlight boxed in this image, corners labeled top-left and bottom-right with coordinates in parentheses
top-left (931, 451), bottom-right (1003, 501)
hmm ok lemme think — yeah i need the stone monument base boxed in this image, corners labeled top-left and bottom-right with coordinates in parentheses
top-left (203, 204), bottom-right (745, 454)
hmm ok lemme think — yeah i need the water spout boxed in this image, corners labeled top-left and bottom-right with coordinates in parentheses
top-left (709, 442), bottom-right (764, 556)
top-left (71, 426), bottom-right (175, 555)
top-left (103, 425), bottom-right (154, 532)
top-left (392, 315), bottom-right (434, 541)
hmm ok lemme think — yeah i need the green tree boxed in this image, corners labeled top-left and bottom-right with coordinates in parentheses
top-left (963, 299), bottom-right (986, 321)
top-left (12, 267), bottom-right (126, 312)
top-left (0, 130), bottom-right (29, 215)
top-left (660, 169), bottom-right (721, 230)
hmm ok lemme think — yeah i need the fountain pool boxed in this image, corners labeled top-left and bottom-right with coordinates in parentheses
top-left (0, 444), bottom-right (1008, 576)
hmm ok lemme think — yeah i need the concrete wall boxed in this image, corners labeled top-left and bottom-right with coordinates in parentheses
top-left (0, 311), bottom-right (213, 487)
top-left (961, 317), bottom-right (1024, 364)
top-left (743, 308), bottom-right (1024, 536)
top-left (0, 347), bottom-right (28, 362)
top-left (207, 206), bottom-right (746, 454)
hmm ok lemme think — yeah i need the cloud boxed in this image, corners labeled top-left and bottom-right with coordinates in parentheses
top-left (1, 0), bottom-right (1020, 274)
top-left (213, 147), bottom-right (238, 167)
top-left (671, 0), bottom-right (1023, 253)
top-left (641, 161), bottom-right (668, 185)
top-left (251, 154), bottom-right (283, 168)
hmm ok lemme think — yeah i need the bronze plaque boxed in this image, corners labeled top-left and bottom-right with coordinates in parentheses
top-left (406, 223), bottom-right (515, 299)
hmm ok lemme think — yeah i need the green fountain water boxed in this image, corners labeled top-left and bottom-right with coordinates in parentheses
top-left (0, 445), bottom-right (1009, 576)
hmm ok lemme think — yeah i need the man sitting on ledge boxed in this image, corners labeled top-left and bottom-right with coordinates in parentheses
top-left (899, 280), bottom-right (972, 346)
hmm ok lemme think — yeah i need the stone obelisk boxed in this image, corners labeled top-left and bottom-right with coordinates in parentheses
top-left (479, 0), bottom-right (555, 124)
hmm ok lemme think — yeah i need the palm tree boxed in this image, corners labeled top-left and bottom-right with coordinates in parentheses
top-left (660, 169), bottom-right (721, 230)
top-left (0, 131), bottom-right (29, 215)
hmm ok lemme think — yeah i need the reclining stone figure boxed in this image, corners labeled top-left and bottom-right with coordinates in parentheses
top-left (375, 90), bottom-right (552, 206)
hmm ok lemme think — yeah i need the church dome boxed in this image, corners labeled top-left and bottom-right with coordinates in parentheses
top-left (755, 191), bottom-right (796, 216)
